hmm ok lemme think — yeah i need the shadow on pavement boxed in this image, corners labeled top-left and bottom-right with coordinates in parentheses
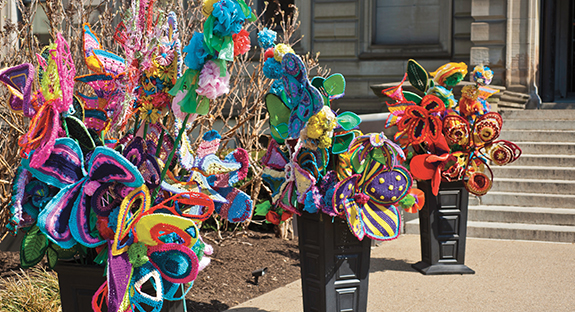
top-left (369, 257), bottom-right (418, 273)
top-left (186, 299), bottom-right (230, 311)
top-left (225, 308), bottom-right (273, 312)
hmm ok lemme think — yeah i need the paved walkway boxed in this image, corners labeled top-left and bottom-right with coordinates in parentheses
top-left (225, 234), bottom-right (575, 312)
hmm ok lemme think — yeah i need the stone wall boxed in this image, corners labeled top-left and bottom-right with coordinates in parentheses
top-left (294, 0), bottom-right (538, 113)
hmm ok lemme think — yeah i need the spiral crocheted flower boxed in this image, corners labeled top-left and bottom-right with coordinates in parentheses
top-left (232, 29), bottom-right (251, 56)
top-left (196, 60), bottom-right (230, 99)
top-left (183, 32), bottom-right (210, 71)
top-left (258, 27), bottom-right (277, 50)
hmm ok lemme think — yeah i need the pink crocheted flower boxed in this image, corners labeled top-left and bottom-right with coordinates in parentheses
top-left (196, 61), bottom-right (230, 99)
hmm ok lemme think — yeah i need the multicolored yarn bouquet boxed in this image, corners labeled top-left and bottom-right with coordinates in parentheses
top-left (256, 29), bottom-right (423, 241)
top-left (383, 60), bottom-right (522, 196)
top-left (2, 1), bottom-right (256, 311)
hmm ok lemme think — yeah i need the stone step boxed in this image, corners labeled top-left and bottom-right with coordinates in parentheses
top-left (498, 130), bottom-right (575, 143)
top-left (468, 206), bottom-right (575, 226)
top-left (540, 102), bottom-right (575, 110)
top-left (479, 191), bottom-right (575, 208)
top-left (513, 142), bottom-right (575, 155)
top-left (513, 154), bottom-right (575, 167)
top-left (500, 109), bottom-right (575, 120)
top-left (405, 219), bottom-right (575, 243)
top-left (503, 120), bottom-right (575, 130)
top-left (467, 221), bottom-right (575, 243)
top-left (490, 178), bottom-right (575, 195)
top-left (491, 165), bottom-right (575, 180)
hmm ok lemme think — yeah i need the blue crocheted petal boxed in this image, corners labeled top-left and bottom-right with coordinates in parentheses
top-left (303, 190), bottom-right (319, 214)
top-left (24, 137), bottom-right (85, 189)
top-left (213, 187), bottom-right (253, 223)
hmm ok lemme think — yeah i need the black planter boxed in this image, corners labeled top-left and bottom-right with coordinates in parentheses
top-left (297, 212), bottom-right (371, 312)
top-left (412, 180), bottom-right (475, 275)
top-left (54, 262), bottom-right (184, 312)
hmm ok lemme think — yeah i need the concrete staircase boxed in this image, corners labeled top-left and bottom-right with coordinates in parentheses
top-left (406, 109), bottom-right (575, 242)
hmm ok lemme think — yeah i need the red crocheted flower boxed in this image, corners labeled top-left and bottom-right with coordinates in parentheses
top-left (397, 94), bottom-right (445, 145)
top-left (233, 29), bottom-right (251, 56)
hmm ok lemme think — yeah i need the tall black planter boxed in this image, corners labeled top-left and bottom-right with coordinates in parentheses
top-left (54, 262), bottom-right (184, 312)
top-left (297, 212), bottom-right (371, 312)
top-left (412, 180), bottom-right (475, 275)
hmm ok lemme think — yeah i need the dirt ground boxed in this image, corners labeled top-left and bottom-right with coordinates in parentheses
top-left (0, 230), bottom-right (301, 312)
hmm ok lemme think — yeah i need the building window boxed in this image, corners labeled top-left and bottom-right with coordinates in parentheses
top-left (374, 0), bottom-right (441, 45)
top-left (360, 0), bottom-right (452, 59)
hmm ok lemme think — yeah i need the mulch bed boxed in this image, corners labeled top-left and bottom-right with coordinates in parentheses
top-left (0, 230), bottom-right (301, 312)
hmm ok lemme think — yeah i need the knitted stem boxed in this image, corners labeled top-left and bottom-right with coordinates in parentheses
top-left (133, 113), bottom-right (140, 135)
top-left (155, 115), bottom-right (169, 158)
top-left (153, 113), bottom-right (190, 200)
top-left (142, 119), bottom-right (149, 141)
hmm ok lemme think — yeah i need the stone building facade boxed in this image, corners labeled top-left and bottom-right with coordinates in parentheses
top-left (292, 0), bottom-right (546, 112)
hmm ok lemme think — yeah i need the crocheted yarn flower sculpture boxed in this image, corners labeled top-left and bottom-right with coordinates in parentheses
top-left (256, 29), bottom-right (422, 241)
top-left (384, 59), bottom-right (522, 196)
top-left (4, 1), bottom-right (257, 311)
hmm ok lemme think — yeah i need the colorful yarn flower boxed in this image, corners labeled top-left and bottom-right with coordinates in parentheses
top-left (232, 29), bottom-right (251, 56)
top-left (139, 103), bottom-right (162, 124)
top-left (471, 65), bottom-right (493, 85)
top-left (196, 60), bottom-right (230, 99)
top-left (395, 94), bottom-right (445, 146)
top-left (430, 62), bottom-right (468, 87)
top-left (212, 0), bottom-right (246, 37)
top-left (333, 136), bottom-right (411, 241)
top-left (183, 32), bottom-right (210, 71)
top-left (258, 27), bottom-right (277, 50)
top-left (304, 106), bottom-right (337, 149)
top-left (274, 43), bottom-right (295, 62)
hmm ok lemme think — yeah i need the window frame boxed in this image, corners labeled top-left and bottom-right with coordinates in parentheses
top-left (359, 0), bottom-right (453, 59)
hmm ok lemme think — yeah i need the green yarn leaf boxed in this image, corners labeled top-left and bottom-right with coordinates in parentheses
top-left (254, 200), bottom-right (272, 217)
top-left (219, 36), bottom-right (234, 62)
top-left (323, 73), bottom-right (346, 97)
top-left (93, 244), bottom-right (108, 265)
top-left (403, 91), bottom-right (422, 104)
top-left (196, 96), bottom-right (210, 115)
top-left (46, 247), bottom-right (58, 269)
top-left (265, 93), bottom-right (291, 144)
top-left (20, 225), bottom-right (49, 269)
top-left (52, 243), bottom-right (77, 260)
top-left (311, 77), bottom-right (330, 106)
top-left (407, 59), bottom-right (429, 93)
top-left (337, 111), bottom-right (361, 131)
top-left (237, 0), bottom-right (256, 22)
top-left (398, 194), bottom-right (416, 209)
top-left (444, 72), bottom-right (464, 87)
top-left (332, 132), bottom-right (356, 154)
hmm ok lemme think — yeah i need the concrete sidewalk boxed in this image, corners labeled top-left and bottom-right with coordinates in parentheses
top-left (225, 234), bottom-right (575, 312)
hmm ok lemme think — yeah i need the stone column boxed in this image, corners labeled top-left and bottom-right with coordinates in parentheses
top-left (470, 0), bottom-right (508, 86)
top-left (505, 0), bottom-right (540, 94)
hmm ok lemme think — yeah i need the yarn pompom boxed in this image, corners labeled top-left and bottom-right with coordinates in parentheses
top-left (196, 61), bottom-right (230, 99)
top-left (263, 58), bottom-right (284, 79)
top-left (258, 27), bottom-right (277, 50)
top-left (203, 130), bottom-right (221, 141)
top-left (232, 29), bottom-right (251, 56)
top-left (183, 32), bottom-right (209, 71)
top-left (212, 0), bottom-right (246, 37)
top-left (273, 44), bottom-right (294, 62)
